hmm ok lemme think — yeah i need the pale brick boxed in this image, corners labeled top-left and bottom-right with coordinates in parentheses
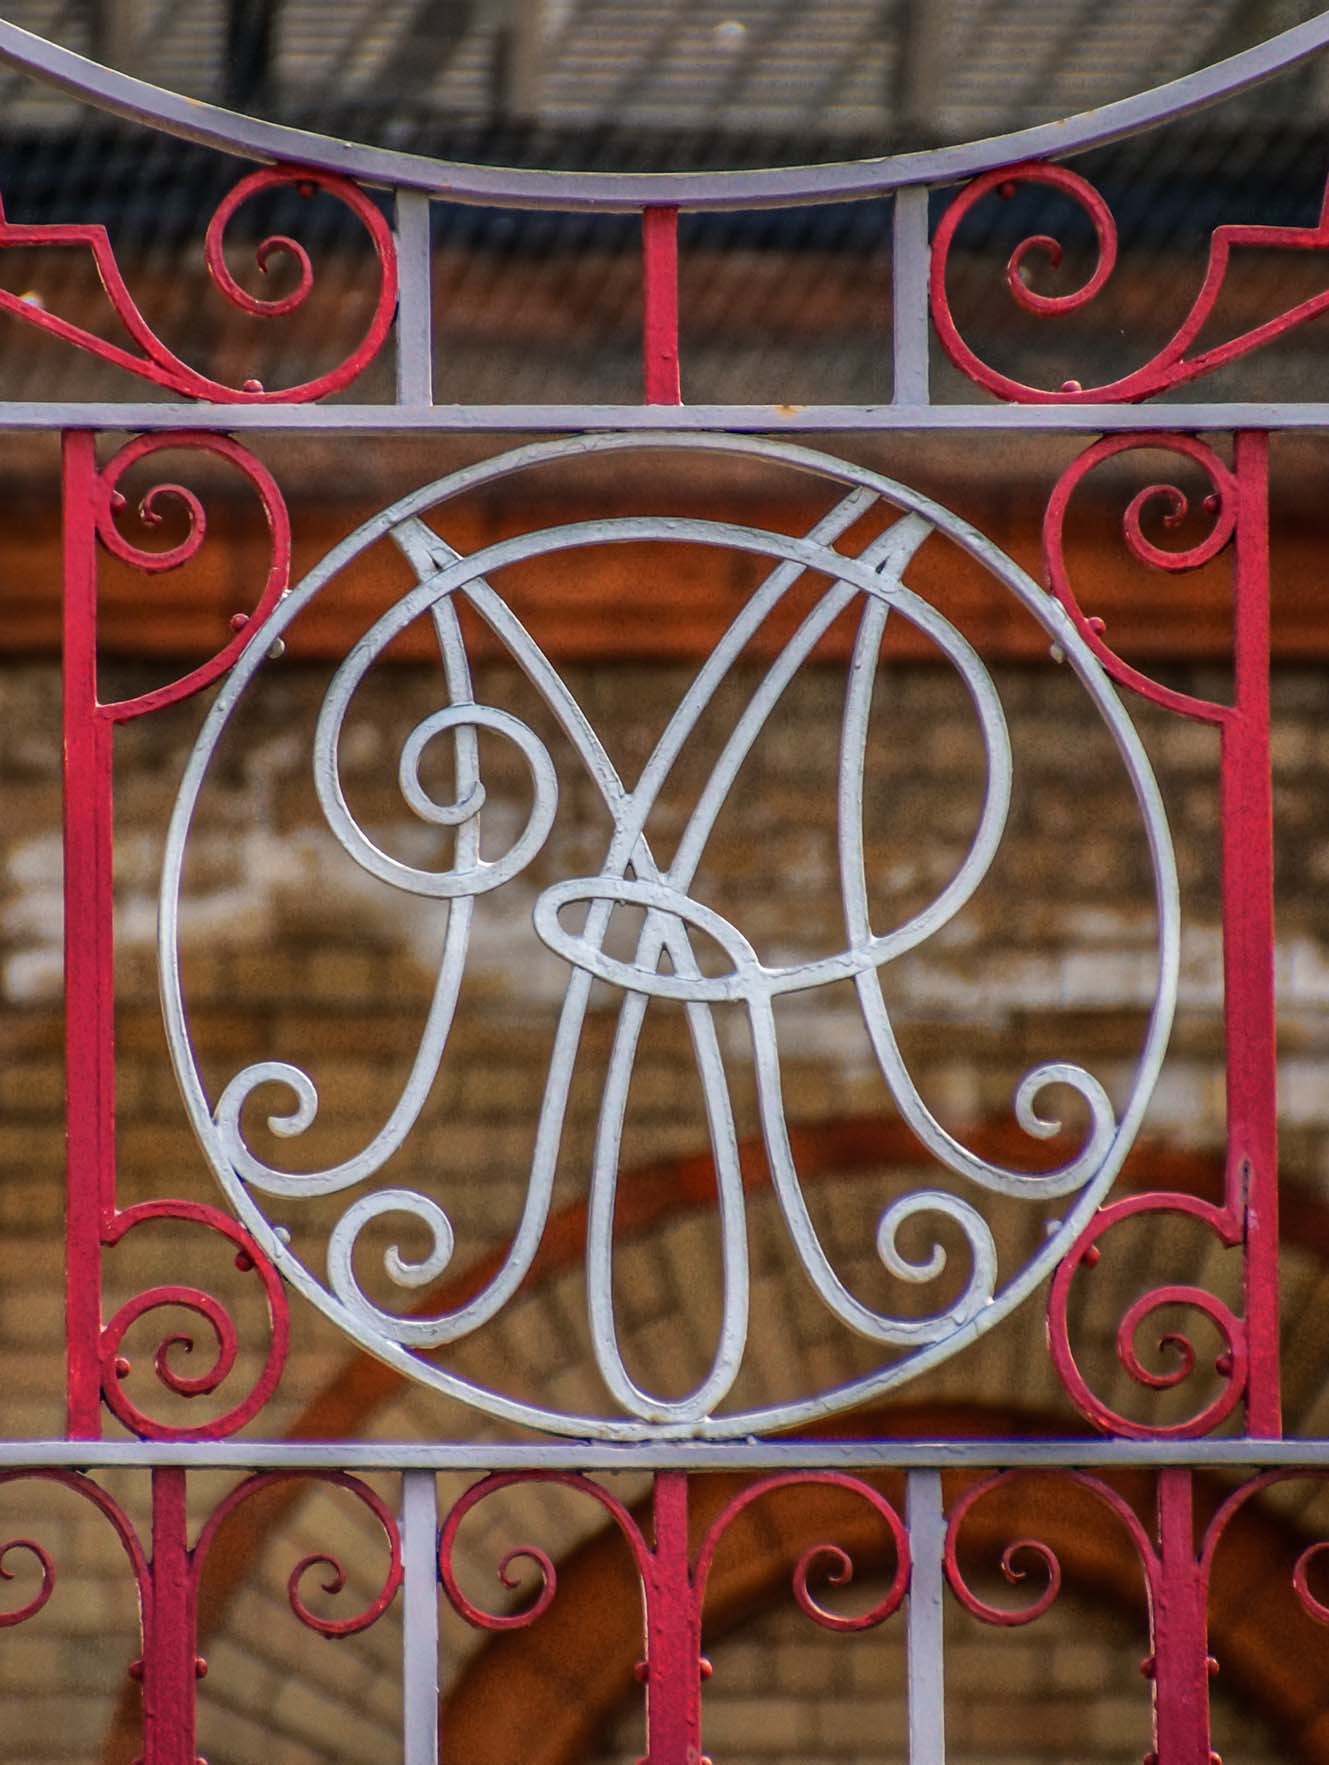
top-left (1271, 722), bottom-right (1314, 769)
top-left (0, 1691), bottom-right (109, 1752)
top-left (302, 948), bottom-right (380, 1003)
top-left (850, 1640), bottom-right (907, 1692)
top-left (813, 1694), bottom-right (908, 1750)
top-left (1088, 1693), bottom-right (1151, 1751)
top-left (1155, 720), bottom-right (1220, 770)
top-left (948, 1640), bottom-right (1041, 1694)
top-left (1051, 1639), bottom-right (1113, 1690)
top-left (701, 1695), bottom-right (813, 1753)
top-left (0, 1061), bottom-right (63, 1113)
top-left (0, 1287), bottom-right (63, 1346)
top-left (0, 1631), bottom-right (63, 1690)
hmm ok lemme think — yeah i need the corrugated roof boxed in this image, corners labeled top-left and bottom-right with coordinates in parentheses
top-left (4, 0), bottom-right (1329, 148)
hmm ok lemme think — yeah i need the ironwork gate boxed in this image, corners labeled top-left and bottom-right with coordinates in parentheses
top-left (3, 11), bottom-right (1329, 1761)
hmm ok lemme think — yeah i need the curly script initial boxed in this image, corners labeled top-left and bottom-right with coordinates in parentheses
top-left (159, 437), bottom-right (1179, 1441)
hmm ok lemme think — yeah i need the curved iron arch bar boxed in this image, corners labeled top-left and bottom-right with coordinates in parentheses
top-left (0, 15), bottom-right (1327, 210)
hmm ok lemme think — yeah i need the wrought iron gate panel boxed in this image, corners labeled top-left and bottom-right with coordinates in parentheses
top-left (0, 10), bottom-right (1327, 1762)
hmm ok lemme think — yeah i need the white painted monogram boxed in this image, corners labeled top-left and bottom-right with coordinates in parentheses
top-left (161, 435), bottom-right (1178, 1439)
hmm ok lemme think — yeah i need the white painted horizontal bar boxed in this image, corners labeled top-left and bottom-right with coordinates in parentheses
top-left (4, 1438), bottom-right (1329, 1470)
top-left (6, 402), bottom-right (1329, 434)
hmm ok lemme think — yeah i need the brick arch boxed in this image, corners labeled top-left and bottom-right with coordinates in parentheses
top-left (101, 1118), bottom-right (1329, 1762)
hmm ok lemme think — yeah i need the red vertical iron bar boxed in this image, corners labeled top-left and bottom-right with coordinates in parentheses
top-left (642, 207), bottom-right (681, 405)
top-left (642, 1470), bottom-right (704, 1765)
top-left (62, 429), bottom-right (112, 1440)
top-left (141, 1467), bottom-right (199, 1765)
top-left (1149, 1469), bottom-right (1213, 1765)
top-left (1226, 430), bottom-right (1280, 1437)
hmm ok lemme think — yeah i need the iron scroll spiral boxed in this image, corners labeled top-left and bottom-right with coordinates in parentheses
top-left (0, 166), bottom-right (397, 403)
top-left (930, 161), bottom-right (1329, 405)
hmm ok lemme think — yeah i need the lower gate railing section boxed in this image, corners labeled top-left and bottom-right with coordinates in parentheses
top-left (1, 1446), bottom-right (1326, 1763)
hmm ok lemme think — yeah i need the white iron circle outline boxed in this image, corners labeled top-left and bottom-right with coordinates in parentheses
top-left (159, 431), bottom-right (1180, 1442)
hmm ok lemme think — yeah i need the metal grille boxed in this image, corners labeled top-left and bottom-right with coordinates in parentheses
top-left (0, 9), bottom-right (1328, 1761)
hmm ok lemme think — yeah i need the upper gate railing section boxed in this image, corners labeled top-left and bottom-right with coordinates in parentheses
top-left (1, 13), bottom-right (1329, 428)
